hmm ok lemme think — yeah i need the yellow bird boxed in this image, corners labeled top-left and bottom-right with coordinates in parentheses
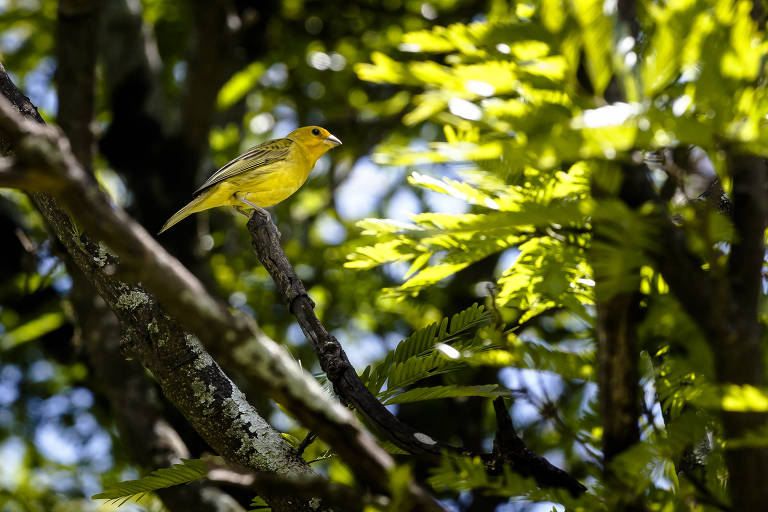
top-left (159, 126), bottom-right (342, 233)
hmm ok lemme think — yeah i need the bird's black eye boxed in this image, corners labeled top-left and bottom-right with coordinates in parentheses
top-left (312, 128), bottom-right (320, 136)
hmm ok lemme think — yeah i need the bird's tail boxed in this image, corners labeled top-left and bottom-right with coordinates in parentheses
top-left (158, 192), bottom-right (210, 234)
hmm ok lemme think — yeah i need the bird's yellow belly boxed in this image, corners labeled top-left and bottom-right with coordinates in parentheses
top-left (209, 163), bottom-right (307, 208)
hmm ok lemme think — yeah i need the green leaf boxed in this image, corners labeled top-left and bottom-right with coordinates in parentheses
top-left (249, 496), bottom-right (271, 511)
top-left (360, 303), bottom-right (490, 395)
top-left (382, 384), bottom-right (510, 405)
top-left (2, 311), bottom-right (65, 349)
top-left (217, 62), bottom-right (265, 110)
top-left (92, 459), bottom-right (206, 505)
top-left (571, 0), bottom-right (613, 95)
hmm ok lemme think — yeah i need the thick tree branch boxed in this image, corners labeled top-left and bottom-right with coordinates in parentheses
top-left (0, 156), bottom-right (64, 191)
top-left (0, 67), bottom-right (446, 511)
top-left (32, 196), bottom-right (320, 512)
top-left (206, 457), bottom-right (390, 512)
top-left (73, 272), bottom-right (245, 512)
top-left (619, 159), bottom-right (768, 509)
top-left (55, 6), bottom-right (244, 509)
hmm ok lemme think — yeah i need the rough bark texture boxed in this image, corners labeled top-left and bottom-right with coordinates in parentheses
top-left (0, 63), bottom-right (334, 512)
top-left (72, 273), bottom-right (245, 512)
top-left (717, 154), bottom-right (768, 510)
top-left (620, 156), bottom-right (768, 509)
top-left (55, 3), bottom-right (244, 510)
top-left (0, 63), bottom-right (451, 511)
top-left (34, 189), bottom-right (318, 512)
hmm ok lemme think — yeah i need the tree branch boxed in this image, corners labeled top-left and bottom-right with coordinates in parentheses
top-left (0, 65), bottom-right (445, 511)
top-left (73, 269), bottom-right (245, 512)
top-left (55, 6), bottom-right (246, 509)
top-left (490, 398), bottom-right (587, 496)
top-left (0, 156), bottom-right (64, 191)
top-left (246, 208), bottom-right (588, 496)
top-left (33, 196), bottom-right (320, 512)
top-left (247, 208), bottom-right (448, 456)
top-left (206, 457), bottom-right (390, 512)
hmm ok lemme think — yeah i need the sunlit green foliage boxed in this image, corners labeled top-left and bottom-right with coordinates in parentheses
top-left (2, 0), bottom-right (768, 510)
top-left (344, 0), bottom-right (768, 509)
top-left (360, 303), bottom-right (502, 402)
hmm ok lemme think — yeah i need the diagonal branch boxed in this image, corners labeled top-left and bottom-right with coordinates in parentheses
top-left (491, 398), bottom-right (587, 496)
top-left (73, 267), bottom-right (246, 512)
top-left (0, 65), bottom-right (444, 511)
top-left (246, 208), bottom-right (588, 496)
top-left (55, 3), bottom-right (245, 510)
top-left (247, 208), bottom-right (448, 456)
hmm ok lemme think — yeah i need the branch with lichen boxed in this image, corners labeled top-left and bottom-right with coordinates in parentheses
top-left (0, 65), bottom-right (444, 512)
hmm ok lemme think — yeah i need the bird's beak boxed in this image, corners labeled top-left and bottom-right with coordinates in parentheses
top-left (324, 134), bottom-right (342, 147)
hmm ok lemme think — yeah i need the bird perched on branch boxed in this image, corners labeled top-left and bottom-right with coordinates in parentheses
top-left (159, 126), bottom-right (342, 233)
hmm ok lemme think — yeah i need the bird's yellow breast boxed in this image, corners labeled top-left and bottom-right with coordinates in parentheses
top-left (206, 148), bottom-right (312, 208)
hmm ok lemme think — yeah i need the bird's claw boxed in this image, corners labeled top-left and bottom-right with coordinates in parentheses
top-left (234, 206), bottom-right (251, 218)
top-left (235, 194), bottom-right (276, 234)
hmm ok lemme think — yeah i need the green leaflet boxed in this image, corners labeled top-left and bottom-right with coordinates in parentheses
top-left (249, 496), bottom-right (271, 511)
top-left (216, 62), bottom-right (265, 110)
top-left (92, 459), bottom-right (206, 506)
top-left (345, 166), bottom-right (591, 301)
top-left (360, 303), bottom-right (490, 395)
top-left (382, 384), bottom-right (510, 405)
top-left (2, 311), bottom-right (66, 349)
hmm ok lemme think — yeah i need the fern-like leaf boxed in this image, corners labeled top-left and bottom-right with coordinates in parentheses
top-left (383, 384), bottom-right (510, 405)
top-left (249, 496), bottom-right (271, 511)
top-left (92, 459), bottom-right (206, 505)
top-left (360, 303), bottom-right (490, 395)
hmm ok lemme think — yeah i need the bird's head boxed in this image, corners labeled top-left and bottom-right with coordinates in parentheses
top-left (287, 126), bottom-right (342, 160)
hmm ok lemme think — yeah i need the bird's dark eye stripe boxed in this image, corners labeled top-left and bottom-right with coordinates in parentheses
top-left (312, 128), bottom-right (320, 136)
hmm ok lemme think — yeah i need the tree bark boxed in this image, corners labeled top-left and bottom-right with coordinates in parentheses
top-left (55, 5), bottom-right (245, 509)
top-left (0, 62), bottom-right (449, 511)
top-left (591, 163), bottom-right (645, 512)
top-left (717, 154), bottom-right (768, 510)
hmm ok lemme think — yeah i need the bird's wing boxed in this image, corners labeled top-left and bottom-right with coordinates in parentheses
top-left (193, 137), bottom-right (295, 195)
